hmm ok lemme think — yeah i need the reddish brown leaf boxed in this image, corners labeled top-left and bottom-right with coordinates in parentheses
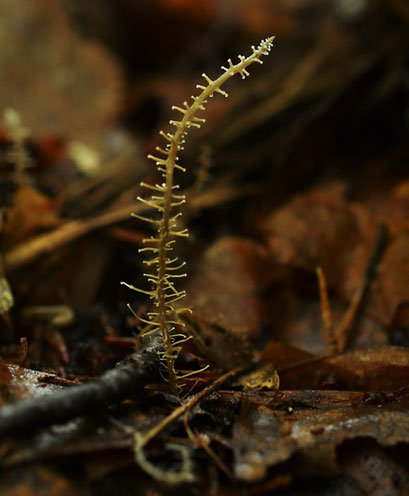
top-left (227, 390), bottom-right (409, 482)
top-left (157, 0), bottom-right (216, 21)
top-left (262, 190), bottom-right (378, 299)
top-left (0, 0), bottom-right (122, 147)
top-left (262, 189), bottom-right (409, 329)
top-left (278, 345), bottom-right (409, 391)
top-left (260, 341), bottom-right (315, 370)
top-left (183, 236), bottom-right (287, 368)
top-left (0, 358), bottom-right (11, 386)
top-left (3, 186), bottom-right (60, 248)
top-left (185, 236), bottom-right (279, 340)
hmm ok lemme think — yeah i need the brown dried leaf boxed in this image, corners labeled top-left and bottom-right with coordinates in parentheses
top-left (266, 285), bottom-right (387, 355)
top-left (184, 236), bottom-right (282, 368)
top-left (260, 341), bottom-right (315, 370)
top-left (262, 190), bottom-right (377, 298)
top-left (228, 390), bottom-right (409, 482)
top-left (185, 236), bottom-right (278, 339)
top-left (263, 189), bottom-right (409, 328)
top-left (157, 0), bottom-right (216, 21)
top-left (3, 186), bottom-right (60, 247)
top-left (367, 231), bottom-right (409, 325)
top-left (278, 345), bottom-right (409, 391)
top-left (0, 0), bottom-right (122, 146)
top-left (389, 301), bottom-right (409, 346)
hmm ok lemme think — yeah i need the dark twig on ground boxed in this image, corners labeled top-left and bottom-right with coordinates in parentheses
top-left (0, 350), bottom-right (160, 437)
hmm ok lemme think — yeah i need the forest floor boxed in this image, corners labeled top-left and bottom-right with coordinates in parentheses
top-left (1, 1), bottom-right (409, 495)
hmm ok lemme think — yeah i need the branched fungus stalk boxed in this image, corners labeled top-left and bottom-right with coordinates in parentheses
top-left (122, 36), bottom-right (275, 392)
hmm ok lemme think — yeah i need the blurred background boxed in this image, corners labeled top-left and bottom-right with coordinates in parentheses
top-left (1, 0), bottom-right (409, 372)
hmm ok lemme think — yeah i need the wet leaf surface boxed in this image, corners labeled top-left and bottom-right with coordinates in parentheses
top-left (211, 390), bottom-right (409, 482)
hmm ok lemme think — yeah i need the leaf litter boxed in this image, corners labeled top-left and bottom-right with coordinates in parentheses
top-left (0, 1), bottom-right (409, 495)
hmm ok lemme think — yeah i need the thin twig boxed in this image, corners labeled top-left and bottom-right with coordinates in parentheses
top-left (132, 368), bottom-right (241, 484)
top-left (183, 410), bottom-right (234, 480)
top-left (4, 184), bottom-right (258, 272)
top-left (316, 266), bottom-right (337, 355)
top-left (137, 368), bottom-right (241, 450)
top-left (335, 223), bottom-right (388, 352)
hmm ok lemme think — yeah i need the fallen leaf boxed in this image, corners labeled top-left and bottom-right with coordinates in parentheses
top-left (262, 190), bottom-right (378, 300)
top-left (262, 189), bottom-right (409, 329)
top-left (0, 359), bottom-right (11, 387)
top-left (278, 346), bottom-right (409, 391)
top-left (337, 439), bottom-right (409, 495)
top-left (185, 236), bottom-right (279, 340)
top-left (367, 231), bottom-right (409, 325)
top-left (4, 365), bottom-right (63, 402)
top-left (260, 341), bottom-right (315, 370)
top-left (224, 390), bottom-right (409, 482)
top-left (1, 466), bottom-right (87, 496)
top-left (157, 0), bottom-right (216, 21)
top-left (183, 236), bottom-right (283, 368)
top-left (0, 0), bottom-right (122, 147)
top-left (3, 186), bottom-right (60, 248)
top-left (265, 284), bottom-right (387, 355)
